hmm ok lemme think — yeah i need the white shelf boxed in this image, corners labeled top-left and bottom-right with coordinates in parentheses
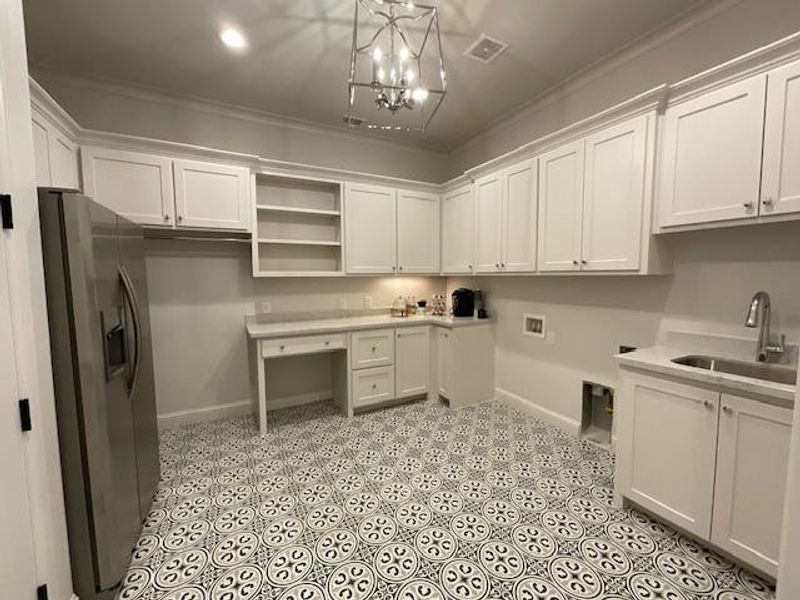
top-left (256, 204), bottom-right (340, 217)
top-left (257, 238), bottom-right (341, 247)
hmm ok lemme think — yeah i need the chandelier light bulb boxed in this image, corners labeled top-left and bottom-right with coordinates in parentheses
top-left (373, 47), bottom-right (383, 62)
top-left (377, 67), bottom-right (386, 82)
top-left (406, 69), bottom-right (415, 82)
top-left (399, 47), bottom-right (410, 62)
top-left (412, 87), bottom-right (429, 102)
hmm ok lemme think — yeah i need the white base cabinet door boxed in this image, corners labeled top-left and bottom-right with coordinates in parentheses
top-left (658, 76), bottom-right (767, 227)
top-left (762, 59), bottom-right (800, 216)
top-left (711, 394), bottom-right (793, 577)
top-left (395, 327), bottom-right (430, 398)
top-left (397, 191), bottom-right (439, 274)
top-left (441, 185), bottom-right (475, 274)
top-left (82, 147), bottom-right (175, 226)
top-left (173, 159), bottom-right (250, 231)
top-left (618, 373), bottom-right (719, 538)
top-left (345, 183), bottom-right (396, 274)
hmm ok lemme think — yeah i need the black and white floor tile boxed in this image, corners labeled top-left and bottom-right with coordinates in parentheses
top-left (118, 399), bottom-right (776, 600)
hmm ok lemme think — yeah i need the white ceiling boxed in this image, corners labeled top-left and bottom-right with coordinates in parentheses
top-left (23, 0), bottom-right (702, 151)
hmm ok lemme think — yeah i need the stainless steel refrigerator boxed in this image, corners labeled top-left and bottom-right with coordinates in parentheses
top-left (39, 189), bottom-right (159, 600)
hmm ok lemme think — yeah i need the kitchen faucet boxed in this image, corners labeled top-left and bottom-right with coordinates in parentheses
top-left (744, 291), bottom-right (785, 362)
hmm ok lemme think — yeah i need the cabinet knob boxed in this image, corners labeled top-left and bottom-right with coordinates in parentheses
top-left (372, 383), bottom-right (377, 390)
top-left (763, 196), bottom-right (774, 207)
top-left (703, 400), bottom-right (714, 409)
top-left (325, 341), bottom-right (330, 346)
top-left (743, 202), bottom-right (754, 210)
top-left (177, 214), bottom-right (184, 222)
top-left (164, 214), bottom-right (170, 222)
top-left (279, 345), bottom-right (285, 351)
top-left (467, 264), bottom-right (473, 269)
top-left (399, 266), bottom-right (403, 271)
top-left (581, 260), bottom-right (587, 265)
top-left (500, 263), bottom-right (506, 268)
top-left (722, 405), bottom-right (734, 414)
top-left (371, 346), bottom-right (376, 352)
top-left (572, 260), bottom-right (579, 266)
top-left (495, 263), bottom-right (500, 269)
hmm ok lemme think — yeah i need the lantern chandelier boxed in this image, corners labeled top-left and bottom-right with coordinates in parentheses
top-left (345, 0), bottom-right (447, 132)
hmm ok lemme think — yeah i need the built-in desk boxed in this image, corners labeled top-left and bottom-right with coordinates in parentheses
top-left (246, 313), bottom-right (494, 434)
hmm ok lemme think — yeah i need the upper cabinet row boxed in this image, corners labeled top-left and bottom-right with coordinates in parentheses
top-left (82, 147), bottom-right (250, 231)
top-left (658, 59), bottom-right (800, 229)
top-left (443, 113), bottom-right (657, 274)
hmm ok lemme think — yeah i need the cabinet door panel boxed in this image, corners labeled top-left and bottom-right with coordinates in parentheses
top-left (582, 116), bottom-right (647, 271)
top-left (31, 111), bottom-right (51, 187)
top-left (397, 190), bottom-right (439, 273)
top-left (81, 147), bottom-right (175, 226)
top-left (502, 159), bottom-right (537, 272)
top-left (658, 76), bottom-right (766, 227)
top-left (49, 129), bottom-right (79, 189)
top-left (474, 173), bottom-right (503, 273)
top-left (395, 327), bottom-right (430, 398)
top-left (762, 59), bottom-right (800, 216)
top-left (173, 159), bottom-right (250, 230)
top-left (441, 186), bottom-right (474, 273)
top-left (537, 140), bottom-right (584, 272)
top-left (712, 394), bottom-right (792, 577)
top-left (345, 183), bottom-right (396, 273)
top-left (618, 373), bottom-right (719, 538)
top-left (436, 328), bottom-right (451, 399)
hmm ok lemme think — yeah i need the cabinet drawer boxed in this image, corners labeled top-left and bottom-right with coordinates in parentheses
top-left (261, 333), bottom-right (346, 358)
top-left (352, 366), bottom-right (395, 408)
top-left (351, 328), bottom-right (395, 369)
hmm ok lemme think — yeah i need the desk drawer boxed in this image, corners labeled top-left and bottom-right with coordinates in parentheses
top-left (261, 333), bottom-right (347, 358)
top-left (351, 328), bottom-right (394, 369)
top-left (352, 366), bottom-right (395, 408)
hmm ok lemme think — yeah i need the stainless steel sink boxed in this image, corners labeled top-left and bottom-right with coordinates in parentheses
top-left (671, 355), bottom-right (797, 385)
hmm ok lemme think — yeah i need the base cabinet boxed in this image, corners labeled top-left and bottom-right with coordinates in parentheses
top-left (395, 327), bottom-right (430, 398)
top-left (435, 324), bottom-right (494, 409)
top-left (618, 371), bottom-right (792, 577)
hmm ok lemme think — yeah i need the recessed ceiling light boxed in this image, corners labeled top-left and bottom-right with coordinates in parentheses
top-left (220, 27), bottom-right (247, 50)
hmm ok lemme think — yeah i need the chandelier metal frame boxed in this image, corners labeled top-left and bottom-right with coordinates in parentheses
top-left (345, 0), bottom-right (447, 132)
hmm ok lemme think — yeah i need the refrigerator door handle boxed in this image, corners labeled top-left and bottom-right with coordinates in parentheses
top-left (119, 266), bottom-right (142, 395)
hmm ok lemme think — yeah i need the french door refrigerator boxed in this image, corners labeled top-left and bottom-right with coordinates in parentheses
top-left (38, 189), bottom-right (159, 600)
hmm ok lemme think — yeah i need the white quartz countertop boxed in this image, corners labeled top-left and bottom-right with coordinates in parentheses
top-left (246, 313), bottom-right (492, 339)
top-left (616, 345), bottom-right (796, 407)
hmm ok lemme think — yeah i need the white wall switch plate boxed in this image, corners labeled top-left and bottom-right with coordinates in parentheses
top-left (363, 296), bottom-right (373, 309)
top-left (260, 301), bottom-right (271, 313)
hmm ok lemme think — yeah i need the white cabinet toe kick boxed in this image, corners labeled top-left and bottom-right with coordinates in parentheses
top-left (248, 319), bottom-right (495, 434)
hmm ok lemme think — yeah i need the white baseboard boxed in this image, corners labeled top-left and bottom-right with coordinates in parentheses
top-left (495, 387), bottom-right (581, 435)
top-left (158, 399), bottom-right (254, 430)
top-left (157, 391), bottom-right (332, 430)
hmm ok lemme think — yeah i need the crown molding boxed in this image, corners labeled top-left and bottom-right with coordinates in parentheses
top-left (463, 85), bottom-right (668, 180)
top-left (447, 0), bottom-right (743, 157)
top-left (31, 68), bottom-right (449, 157)
top-left (29, 77), bottom-right (81, 138)
top-left (667, 29), bottom-right (800, 104)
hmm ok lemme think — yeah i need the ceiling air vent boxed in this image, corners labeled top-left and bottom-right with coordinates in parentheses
top-left (464, 34), bottom-right (508, 64)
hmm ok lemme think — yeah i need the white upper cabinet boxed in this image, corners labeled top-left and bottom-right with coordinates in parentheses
top-left (658, 75), bottom-right (767, 228)
top-left (345, 183), bottom-right (397, 274)
top-left (762, 59), bottom-right (800, 216)
top-left (173, 159), bottom-right (249, 230)
top-left (441, 185), bottom-right (475, 274)
top-left (474, 173), bottom-right (503, 273)
top-left (537, 140), bottom-right (584, 272)
top-left (82, 147), bottom-right (175, 226)
top-left (711, 394), bottom-right (793, 577)
top-left (501, 159), bottom-right (537, 272)
top-left (31, 108), bottom-right (79, 189)
top-left (582, 115), bottom-right (647, 271)
top-left (397, 190), bottom-right (439, 274)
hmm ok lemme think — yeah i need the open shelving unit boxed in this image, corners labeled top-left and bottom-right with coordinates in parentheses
top-left (252, 173), bottom-right (345, 277)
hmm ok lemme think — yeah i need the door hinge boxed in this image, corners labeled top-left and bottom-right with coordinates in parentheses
top-left (36, 584), bottom-right (48, 600)
top-left (19, 398), bottom-right (32, 432)
top-left (0, 194), bottom-right (12, 229)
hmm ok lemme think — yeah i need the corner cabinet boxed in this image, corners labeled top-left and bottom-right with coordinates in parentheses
top-left (344, 183), bottom-right (439, 275)
top-left (538, 114), bottom-right (649, 272)
top-left (474, 158), bottom-right (537, 273)
top-left (82, 147), bottom-right (250, 231)
top-left (617, 370), bottom-right (792, 577)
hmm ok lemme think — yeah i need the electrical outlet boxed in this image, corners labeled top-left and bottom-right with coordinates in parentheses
top-left (546, 331), bottom-right (556, 345)
top-left (363, 296), bottom-right (373, 309)
top-left (340, 297), bottom-right (348, 309)
top-left (260, 302), bottom-right (271, 314)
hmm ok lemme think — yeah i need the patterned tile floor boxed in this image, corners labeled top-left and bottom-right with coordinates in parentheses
top-left (118, 399), bottom-right (776, 600)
